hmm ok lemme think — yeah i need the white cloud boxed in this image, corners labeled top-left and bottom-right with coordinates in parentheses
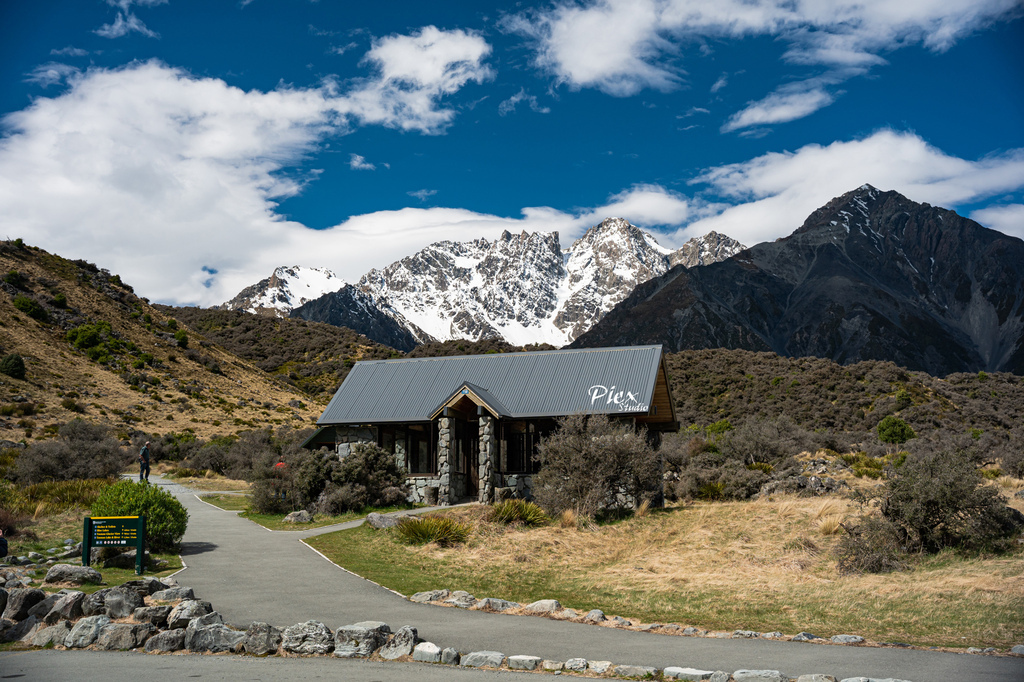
top-left (24, 63), bottom-right (81, 88)
top-left (721, 77), bottom-right (836, 132)
top-left (498, 88), bottom-right (551, 116)
top-left (673, 129), bottom-right (1024, 246)
top-left (971, 204), bottom-right (1024, 240)
top-left (710, 73), bottom-right (728, 92)
top-left (407, 189), bottom-right (437, 201)
top-left (96, 12), bottom-right (159, 39)
top-left (0, 37), bottom-right (496, 306)
top-left (50, 46), bottom-right (89, 57)
top-left (579, 184), bottom-right (689, 227)
top-left (337, 26), bottom-right (493, 134)
top-left (509, 0), bottom-right (1021, 118)
top-left (348, 153), bottom-right (375, 170)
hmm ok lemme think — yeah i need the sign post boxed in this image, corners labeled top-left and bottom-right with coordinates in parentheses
top-left (83, 516), bottom-right (147, 575)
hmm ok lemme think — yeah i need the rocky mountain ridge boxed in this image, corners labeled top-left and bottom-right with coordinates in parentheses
top-left (221, 220), bottom-right (744, 348)
top-left (572, 186), bottom-right (1024, 376)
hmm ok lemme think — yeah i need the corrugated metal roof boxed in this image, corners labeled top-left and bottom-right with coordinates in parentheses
top-left (317, 345), bottom-right (665, 425)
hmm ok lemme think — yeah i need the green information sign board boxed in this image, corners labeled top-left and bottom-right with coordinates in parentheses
top-left (83, 516), bottom-right (146, 575)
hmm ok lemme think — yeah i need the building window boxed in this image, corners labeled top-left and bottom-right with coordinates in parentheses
top-left (406, 424), bottom-right (435, 474)
top-left (503, 420), bottom-right (550, 474)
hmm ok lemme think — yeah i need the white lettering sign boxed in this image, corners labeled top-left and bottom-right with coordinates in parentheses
top-left (588, 385), bottom-right (648, 412)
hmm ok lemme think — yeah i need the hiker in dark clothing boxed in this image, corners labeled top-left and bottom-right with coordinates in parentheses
top-left (139, 441), bottom-right (151, 482)
top-left (0, 528), bottom-right (8, 558)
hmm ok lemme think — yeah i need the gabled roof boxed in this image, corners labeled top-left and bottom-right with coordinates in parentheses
top-left (317, 345), bottom-right (666, 425)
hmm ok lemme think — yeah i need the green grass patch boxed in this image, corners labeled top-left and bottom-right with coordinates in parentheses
top-left (237, 504), bottom-right (415, 531)
top-left (199, 493), bottom-right (249, 512)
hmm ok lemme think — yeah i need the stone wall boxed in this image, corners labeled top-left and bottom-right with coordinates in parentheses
top-left (497, 474), bottom-right (533, 501)
top-left (406, 476), bottom-right (443, 505)
top-left (436, 418), bottom-right (451, 505)
top-left (478, 416), bottom-right (496, 503)
top-left (333, 426), bottom-right (376, 459)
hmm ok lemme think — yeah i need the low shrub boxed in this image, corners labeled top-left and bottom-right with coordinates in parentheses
top-left (0, 353), bottom-right (26, 380)
top-left (13, 419), bottom-right (130, 484)
top-left (834, 517), bottom-right (908, 574)
top-left (13, 294), bottom-right (47, 321)
top-left (394, 515), bottom-right (471, 546)
top-left (488, 499), bottom-right (549, 527)
top-left (91, 480), bottom-right (189, 552)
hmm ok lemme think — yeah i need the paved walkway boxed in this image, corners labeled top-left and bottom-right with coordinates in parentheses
top-left (165, 477), bottom-right (1023, 681)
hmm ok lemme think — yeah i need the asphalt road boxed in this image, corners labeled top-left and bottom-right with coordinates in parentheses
top-left (129, 477), bottom-right (1024, 681)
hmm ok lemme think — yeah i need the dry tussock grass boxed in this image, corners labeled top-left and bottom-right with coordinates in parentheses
top-left (393, 496), bottom-right (1024, 644)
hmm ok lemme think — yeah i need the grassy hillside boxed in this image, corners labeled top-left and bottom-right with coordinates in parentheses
top-left (0, 240), bottom-right (323, 442)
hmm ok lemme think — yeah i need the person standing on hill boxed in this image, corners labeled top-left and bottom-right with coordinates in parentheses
top-left (139, 441), bottom-right (151, 482)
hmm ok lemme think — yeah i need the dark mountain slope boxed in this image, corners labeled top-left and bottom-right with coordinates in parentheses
top-left (573, 186), bottom-right (1024, 376)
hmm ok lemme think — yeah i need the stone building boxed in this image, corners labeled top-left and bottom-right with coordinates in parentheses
top-left (311, 345), bottom-right (677, 505)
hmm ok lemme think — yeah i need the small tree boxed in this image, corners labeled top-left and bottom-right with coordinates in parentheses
top-left (877, 415), bottom-right (915, 454)
top-left (532, 414), bottom-right (661, 519)
top-left (92, 480), bottom-right (188, 552)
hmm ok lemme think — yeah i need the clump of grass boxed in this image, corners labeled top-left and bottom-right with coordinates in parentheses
top-left (746, 462), bottom-right (774, 474)
top-left (979, 468), bottom-right (1001, 480)
top-left (818, 514), bottom-right (845, 536)
top-left (634, 499), bottom-right (651, 519)
top-left (840, 451), bottom-right (885, 479)
top-left (488, 499), bottom-right (549, 527)
top-left (559, 509), bottom-right (577, 529)
top-left (17, 478), bottom-right (113, 515)
top-left (394, 515), bottom-right (471, 547)
top-left (166, 466), bottom-right (207, 478)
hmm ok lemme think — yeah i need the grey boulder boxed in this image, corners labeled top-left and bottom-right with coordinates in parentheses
top-left (166, 599), bottom-right (213, 629)
top-left (244, 621), bottom-right (282, 656)
top-left (282, 620), bottom-right (334, 655)
top-left (96, 622), bottom-right (155, 650)
top-left (152, 586), bottom-right (195, 602)
top-left (283, 510), bottom-right (312, 523)
top-left (2, 588), bottom-right (45, 621)
top-left (664, 667), bottom-right (715, 680)
top-left (132, 605), bottom-right (172, 628)
top-left (509, 655), bottom-right (542, 670)
top-left (733, 671), bottom-right (787, 682)
top-left (144, 628), bottom-right (187, 653)
top-left (410, 589), bottom-right (450, 603)
top-left (793, 632), bottom-right (821, 642)
top-left (461, 650), bottom-right (505, 668)
top-left (831, 634), bottom-right (865, 645)
top-left (615, 664), bottom-right (658, 678)
top-left (44, 591), bottom-right (84, 625)
top-left (584, 609), bottom-right (606, 623)
top-left (523, 599), bottom-right (561, 614)
top-left (412, 641), bottom-right (442, 663)
top-left (366, 512), bottom-right (399, 529)
top-left (43, 564), bottom-right (102, 586)
top-left (187, 624), bottom-right (246, 653)
top-left (32, 621), bottom-right (72, 648)
top-left (65, 615), bottom-right (111, 648)
top-left (334, 623), bottom-right (388, 658)
top-left (475, 597), bottom-right (519, 611)
top-left (379, 625), bottom-right (417, 660)
top-left (0, 615), bottom-right (37, 643)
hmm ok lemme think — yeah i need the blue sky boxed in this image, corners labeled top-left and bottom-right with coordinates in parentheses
top-left (1, 0), bottom-right (1022, 306)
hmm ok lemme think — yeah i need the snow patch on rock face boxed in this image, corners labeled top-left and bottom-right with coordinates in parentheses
top-left (218, 266), bottom-right (345, 317)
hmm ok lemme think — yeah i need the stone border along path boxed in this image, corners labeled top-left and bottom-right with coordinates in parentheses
top-left (54, 475), bottom-right (1024, 681)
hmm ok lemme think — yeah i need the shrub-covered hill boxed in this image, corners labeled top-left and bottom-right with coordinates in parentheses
top-left (0, 240), bottom-right (324, 441)
top-left (666, 348), bottom-right (1023, 443)
top-left (157, 306), bottom-right (401, 396)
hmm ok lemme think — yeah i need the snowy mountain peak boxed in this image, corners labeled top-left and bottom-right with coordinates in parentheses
top-left (668, 231), bottom-right (746, 268)
top-left (217, 265), bottom-right (345, 317)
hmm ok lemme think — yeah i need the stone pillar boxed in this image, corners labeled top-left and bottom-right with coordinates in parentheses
top-left (478, 415), bottom-right (496, 504)
top-left (437, 418), bottom-right (451, 505)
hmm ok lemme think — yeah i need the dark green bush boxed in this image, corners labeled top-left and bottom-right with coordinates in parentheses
top-left (13, 294), bottom-right (47, 321)
top-left (394, 515), bottom-right (471, 546)
top-left (92, 480), bottom-right (189, 552)
top-left (877, 416), bottom-right (916, 453)
top-left (315, 443), bottom-right (409, 514)
top-left (174, 329), bottom-right (188, 348)
top-left (0, 353), bottom-right (26, 380)
top-left (52, 292), bottom-right (67, 308)
top-left (834, 516), bottom-right (908, 575)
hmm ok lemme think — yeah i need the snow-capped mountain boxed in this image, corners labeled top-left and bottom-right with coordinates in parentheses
top-left (216, 266), bottom-right (344, 317)
top-left (221, 220), bottom-right (745, 348)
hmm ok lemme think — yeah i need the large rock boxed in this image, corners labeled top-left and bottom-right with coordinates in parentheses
top-left (475, 598), bottom-right (519, 612)
top-left (96, 622), bottom-right (155, 650)
top-left (144, 628), bottom-right (187, 653)
top-left (184, 612), bottom-right (225, 649)
top-left (413, 642), bottom-right (442, 663)
top-left (43, 564), bottom-right (102, 586)
top-left (43, 591), bottom-right (84, 625)
top-left (152, 586), bottom-right (195, 602)
top-left (565, 658), bottom-right (588, 672)
top-left (523, 599), bottom-right (561, 614)
top-left (65, 615), bottom-right (111, 648)
top-left (282, 620), bottom-right (334, 655)
top-left (366, 512), bottom-right (399, 529)
top-left (0, 615), bottom-right (37, 643)
top-left (441, 647), bottom-right (461, 665)
top-left (444, 591), bottom-right (477, 608)
top-left (2, 588), bottom-right (45, 621)
top-left (733, 671), bottom-right (787, 682)
top-left (32, 621), bottom-right (72, 648)
top-left (132, 605), bottom-right (172, 628)
top-left (615, 664), bottom-right (659, 678)
top-left (796, 675), bottom-right (838, 682)
top-left (27, 594), bottom-right (61, 620)
top-left (379, 625), bottom-right (417, 660)
top-left (334, 623), bottom-right (388, 658)
top-left (665, 668), bottom-right (715, 681)
top-left (410, 589), bottom-right (449, 603)
top-left (122, 577), bottom-right (171, 596)
top-left (509, 655), bottom-right (542, 670)
top-left (792, 632), bottom-right (821, 642)
top-left (167, 599), bottom-right (213, 629)
top-left (0, 588), bottom-right (6, 614)
top-left (102, 587), bottom-right (144, 619)
top-left (831, 634), bottom-right (864, 645)
top-left (461, 650), bottom-right (505, 668)
top-left (244, 621), bottom-right (283, 656)
top-left (187, 624), bottom-right (246, 653)
top-left (283, 510), bottom-right (313, 524)
top-left (584, 609), bottom-right (606, 622)
top-left (589, 661), bottom-right (613, 673)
